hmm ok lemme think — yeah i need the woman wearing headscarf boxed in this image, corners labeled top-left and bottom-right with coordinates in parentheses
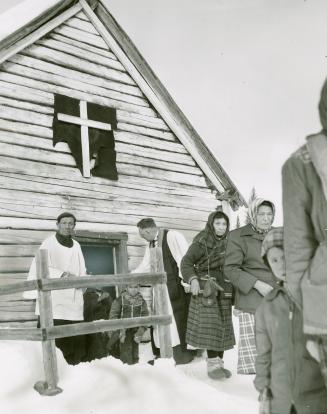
top-left (224, 198), bottom-right (277, 375)
top-left (181, 211), bottom-right (235, 380)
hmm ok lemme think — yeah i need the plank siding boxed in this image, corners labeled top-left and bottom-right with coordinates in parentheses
top-left (0, 10), bottom-right (221, 324)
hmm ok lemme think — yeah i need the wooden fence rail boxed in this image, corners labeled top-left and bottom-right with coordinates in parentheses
top-left (0, 272), bottom-right (167, 296)
top-left (0, 248), bottom-right (173, 396)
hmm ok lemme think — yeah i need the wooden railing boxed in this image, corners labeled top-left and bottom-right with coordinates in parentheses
top-left (0, 247), bottom-right (172, 396)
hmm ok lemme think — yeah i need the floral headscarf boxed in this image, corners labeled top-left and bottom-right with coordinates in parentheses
top-left (248, 198), bottom-right (275, 234)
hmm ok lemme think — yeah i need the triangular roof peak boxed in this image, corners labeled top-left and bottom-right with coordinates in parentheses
top-left (0, 0), bottom-right (246, 209)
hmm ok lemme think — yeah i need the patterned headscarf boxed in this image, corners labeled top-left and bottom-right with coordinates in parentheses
top-left (261, 227), bottom-right (283, 258)
top-left (248, 198), bottom-right (275, 233)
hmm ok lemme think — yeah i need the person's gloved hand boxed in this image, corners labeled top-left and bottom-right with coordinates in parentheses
top-left (61, 271), bottom-right (75, 278)
top-left (259, 387), bottom-right (272, 414)
top-left (98, 291), bottom-right (110, 302)
top-left (134, 327), bottom-right (145, 343)
top-left (190, 278), bottom-right (200, 296)
top-left (210, 279), bottom-right (224, 293)
top-left (259, 399), bottom-right (271, 414)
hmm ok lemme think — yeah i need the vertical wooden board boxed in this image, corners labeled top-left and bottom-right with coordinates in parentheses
top-left (150, 247), bottom-right (173, 358)
top-left (36, 249), bottom-right (61, 394)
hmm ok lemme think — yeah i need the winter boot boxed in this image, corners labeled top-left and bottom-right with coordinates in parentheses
top-left (173, 345), bottom-right (194, 365)
top-left (207, 356), bottom-right (225, 380)
top-left (207, 356), bottom-right (232, 379)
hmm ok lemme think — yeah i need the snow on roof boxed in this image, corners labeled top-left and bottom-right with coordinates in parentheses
top-left (0, 0), bottom-right (59, 42)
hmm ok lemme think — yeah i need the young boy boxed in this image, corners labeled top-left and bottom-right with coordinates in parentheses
top-left (107, 284), bottom-right (149, 365)
top-left (254, 227), bottom-right (327, 414)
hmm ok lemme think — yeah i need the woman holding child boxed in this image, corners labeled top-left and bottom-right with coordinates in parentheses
top-left (181, 211), bottom-right (235, 380)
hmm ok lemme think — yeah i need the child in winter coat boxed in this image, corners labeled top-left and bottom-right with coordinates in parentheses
top-left (107, 284), bottom-right (149, 365)
top-left (254, 227), bottom-right (327, 414)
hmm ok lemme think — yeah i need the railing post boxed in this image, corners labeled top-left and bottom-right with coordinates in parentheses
top-left (150, 247), bottom-right (173, 358)
top-left (34, 249), bottom-right (62, 396)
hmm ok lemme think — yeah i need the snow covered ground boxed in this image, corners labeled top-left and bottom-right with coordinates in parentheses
top-left (0, 327), bottom-right (258, 414)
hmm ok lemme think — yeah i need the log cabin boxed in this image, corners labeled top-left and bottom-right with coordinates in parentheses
top-left (0, 0), bottom-right (245, 328)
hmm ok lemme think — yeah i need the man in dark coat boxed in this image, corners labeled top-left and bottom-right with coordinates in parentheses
top-left (133, 218), bottom-right (194, 365)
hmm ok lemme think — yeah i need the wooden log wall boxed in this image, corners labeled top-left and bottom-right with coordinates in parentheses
top-left (0, 10), bottom-right (221, 324)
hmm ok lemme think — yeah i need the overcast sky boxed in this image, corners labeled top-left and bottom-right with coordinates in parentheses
top-left (2, 0), bottom-right (327, 224)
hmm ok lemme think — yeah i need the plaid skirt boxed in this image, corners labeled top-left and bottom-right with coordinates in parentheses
top-left (186, 295), bottom-right (235, 352)
top-left (237, 311), bottom-right (257, 374)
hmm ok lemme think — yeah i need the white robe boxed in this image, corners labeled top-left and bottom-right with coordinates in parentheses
top-left (133, 230), bottom-right (189, 348)
top-left (24, 234), bottom-right (86, 321)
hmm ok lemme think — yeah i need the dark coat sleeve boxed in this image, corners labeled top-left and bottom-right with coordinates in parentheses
top-left (282, 156), bottom-right (318, 306)
top-left (254, 302), bottom-right (272, 392)
top-left (141, 298), bottom-right (149, 317)
top-left (223, 230), bottom-right (257, 294)
top-left (180, 242), bottom-right (205, 283)
top-left (109, 297), bottom-right (122, 320)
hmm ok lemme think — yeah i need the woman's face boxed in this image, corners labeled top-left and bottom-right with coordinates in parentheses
top-left (267, 247), bottom-right (286, 281)
top-left (213, 218), bottom-right (227, 236)
top-left (256, 205), bottom-right (273, 231)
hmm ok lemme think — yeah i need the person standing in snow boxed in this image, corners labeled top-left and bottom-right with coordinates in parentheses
top-left (282, 78), bottom-right (327, 387)
top-left (24, 212), bottom-right (87, 365)
top-left (255, 227), bottom-right (327, 414)
top-left (107, 284), bottom-right (149, 365)
top-left (181, 211), bottom-right (235, 379)
top-left (224, 198), bottom-right (276, 374)
top-left (133, 218), bottom-right (194, 365)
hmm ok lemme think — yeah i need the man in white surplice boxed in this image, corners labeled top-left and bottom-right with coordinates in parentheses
top-left (133, 218), bottom-right (194, 365)
top-left (24, 212), bottom-right (87, 365)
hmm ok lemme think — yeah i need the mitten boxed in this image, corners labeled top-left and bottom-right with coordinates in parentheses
top-left (259, 399), bottom-right (270, 414)
top-left (134, 327), bottom-right (145, 343)
top-left (259, 388), bottom-right (272, 414)
top-left (107, 330), bottom-right (120, 350)
top-left (211, 279), bottom-right (224, 293)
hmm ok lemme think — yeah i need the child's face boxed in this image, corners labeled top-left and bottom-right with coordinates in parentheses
top-left (127, 285), bottom-right (139, 296)
top-left (267, 247), bottom-right (286, 281)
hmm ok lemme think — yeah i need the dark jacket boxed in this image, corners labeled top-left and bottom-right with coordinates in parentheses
top-left (109, 291), bottom-right (148, 321)
top-left (283, 144), bottom-right (327, 333)
top-left (255, 286), bottom-right (327, 414)
top-left (224, 224), bottom-right (276, 313)
top-left (181, 211), bottom-right (232, 296)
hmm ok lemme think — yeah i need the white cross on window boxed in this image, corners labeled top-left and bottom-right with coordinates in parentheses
top-left (57, 100), bottom-right (112, 177)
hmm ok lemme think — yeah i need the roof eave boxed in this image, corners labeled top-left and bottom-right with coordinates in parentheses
top-left (95, 1), bottom-right (246, 209)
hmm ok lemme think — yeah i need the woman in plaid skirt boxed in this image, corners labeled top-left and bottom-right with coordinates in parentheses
top-left (181, 211), bottom-right (235, 380)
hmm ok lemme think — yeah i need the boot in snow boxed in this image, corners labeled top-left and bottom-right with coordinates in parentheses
top-left (207, 357), bottom-right (232, 379)
top-left (207, 357), bottom-right (225, 380)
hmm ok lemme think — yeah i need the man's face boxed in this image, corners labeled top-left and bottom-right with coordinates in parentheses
top-left (138, 227), bottom-right (156, 242)
top-left (57, 217), bottom-right (76, 237)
